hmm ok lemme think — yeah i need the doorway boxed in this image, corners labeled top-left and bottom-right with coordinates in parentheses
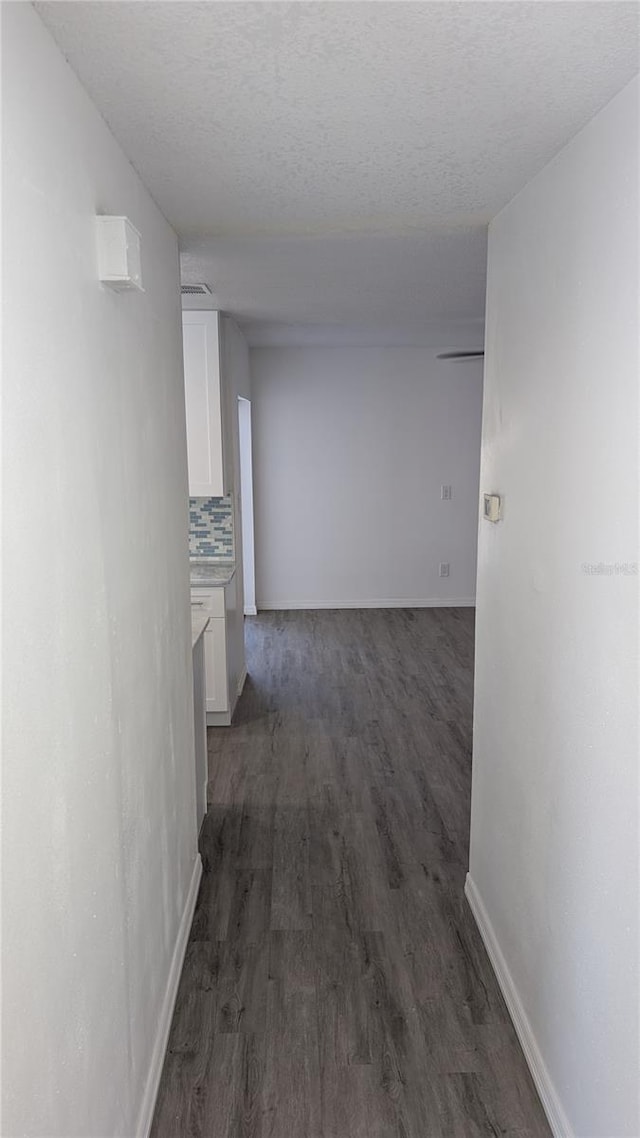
top-left (238, 396), bottom-right (256, 615)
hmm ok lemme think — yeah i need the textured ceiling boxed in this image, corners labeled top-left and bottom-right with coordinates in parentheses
top-left (36, 1), bottom-right (639, 340)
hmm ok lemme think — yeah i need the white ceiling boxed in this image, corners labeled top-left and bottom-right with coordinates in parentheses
top-left (36, 1), bottom-right (639, 343)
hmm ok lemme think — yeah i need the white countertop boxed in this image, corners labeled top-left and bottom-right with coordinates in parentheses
top-left (189, 559), bottom-right (236, 588)
top-left (191, 612), bottom-right (209, 648)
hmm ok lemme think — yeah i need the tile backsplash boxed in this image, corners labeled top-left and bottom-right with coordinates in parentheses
top-left (189, 497), bottom-right (234, 559)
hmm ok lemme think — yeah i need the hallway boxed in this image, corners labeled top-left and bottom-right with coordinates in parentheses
top-left (151, 609), bottom-right (550, 1137)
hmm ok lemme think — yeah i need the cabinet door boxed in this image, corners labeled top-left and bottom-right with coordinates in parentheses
top-left (217, 316), bottom-right (237, 502)
top-left (223, 573), bottom-right (245, 706)
top-left (183, 311), bottom-right (228, 497)
top-left (203, 620), bottom-right (229, 713)
top-left (192, 635), bottom-right (207, 831)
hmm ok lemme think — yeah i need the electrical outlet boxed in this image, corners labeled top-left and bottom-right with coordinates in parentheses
top-left (439, 562), bottom-right (450, 578)
top-left (441, 485), bottom-right (452, 500)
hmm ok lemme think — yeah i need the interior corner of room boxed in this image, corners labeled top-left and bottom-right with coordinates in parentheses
top-left (3, 3), bottom-right (638, 1138)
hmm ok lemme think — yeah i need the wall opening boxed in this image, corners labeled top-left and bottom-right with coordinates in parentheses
top-left (238, 396), bottom-right (257, 615)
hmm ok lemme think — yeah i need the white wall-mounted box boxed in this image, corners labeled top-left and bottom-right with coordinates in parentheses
top-left (483, 492), bottom-right (502, 522)
top-left (96, 215), bottom-right (143, 291)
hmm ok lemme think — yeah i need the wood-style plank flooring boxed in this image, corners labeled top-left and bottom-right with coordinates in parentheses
top-left (151, 609), bottom-right (551, 1138)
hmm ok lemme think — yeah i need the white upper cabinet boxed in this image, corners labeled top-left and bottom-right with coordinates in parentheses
top-left (182, 310), bottom-right (230, 497)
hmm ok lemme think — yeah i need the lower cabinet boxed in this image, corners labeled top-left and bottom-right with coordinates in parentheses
top-left (190, 574), bottom-right (245, 725)
top-left (202, 617), bottom-right (228, 713)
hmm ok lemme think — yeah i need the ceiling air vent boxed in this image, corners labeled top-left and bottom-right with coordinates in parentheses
top-left (180, 283), bottom-right (212, 296)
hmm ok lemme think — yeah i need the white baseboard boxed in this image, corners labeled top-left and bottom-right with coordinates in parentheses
top-left (464, 873), bottom-right (573, 1138)
top-left (237, 665), bottom-right (247, 697)
top-left (244, 605), bottom-right (258, 616)
top-left (256, 598), bottom-right (476, 611)
top-left (137, 854), bottom-right (203, 1138)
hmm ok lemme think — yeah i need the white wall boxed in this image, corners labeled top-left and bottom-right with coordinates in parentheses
top-left (250, 344), bottom-right (483, 609)
top-left (2, 7), bottom-right (199, 1136)
top-left (468, 77), bottom-right (639, 1137)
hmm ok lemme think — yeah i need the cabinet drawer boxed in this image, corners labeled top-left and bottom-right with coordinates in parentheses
top-left (190, 587), bottom-right (225, 619)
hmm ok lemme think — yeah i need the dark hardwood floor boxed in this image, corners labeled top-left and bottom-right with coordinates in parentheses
top-left (151, 609), bottom-right (551, 1138)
